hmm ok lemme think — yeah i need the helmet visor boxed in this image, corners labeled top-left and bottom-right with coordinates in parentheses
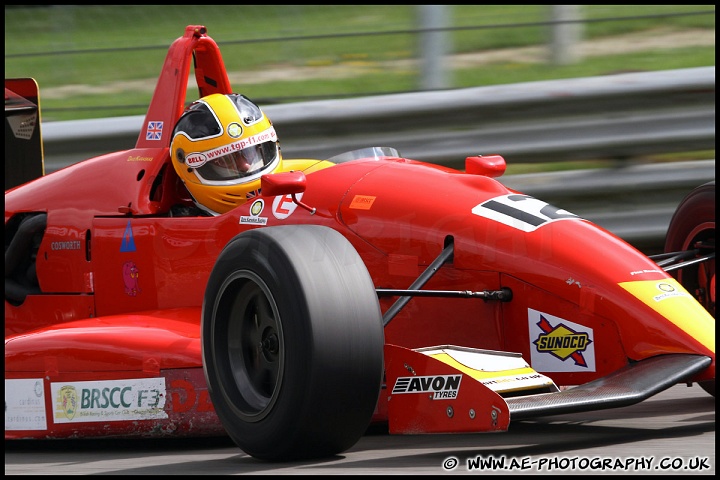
top-left (184, 125), bottom-right (280, 184)
top-left (196, 141), bottom-right (278, 182)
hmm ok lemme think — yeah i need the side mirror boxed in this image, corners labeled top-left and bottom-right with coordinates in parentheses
top-left (261, 170), bottom-right (307, 196)
top-left (465, 155), bottom-right (506, 178)
top-left (261, 170), bottom-right (317, 214)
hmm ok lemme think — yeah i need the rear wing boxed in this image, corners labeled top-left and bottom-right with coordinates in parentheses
top-left (5, 78), bottom-right (44, 191)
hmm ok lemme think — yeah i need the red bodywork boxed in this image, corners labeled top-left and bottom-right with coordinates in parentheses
top-left (5, 26), bottom-right (714, 441)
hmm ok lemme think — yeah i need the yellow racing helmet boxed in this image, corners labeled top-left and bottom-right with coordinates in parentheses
top-left (170, 93), bottom-right (283, 215)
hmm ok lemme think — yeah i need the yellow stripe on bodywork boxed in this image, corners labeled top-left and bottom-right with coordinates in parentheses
top-left (429, 352), bottom-right (537, 381)
top-left (619, 279), bottom-right (715, 353)
top-left (427, 352), bottom-right (557, 394)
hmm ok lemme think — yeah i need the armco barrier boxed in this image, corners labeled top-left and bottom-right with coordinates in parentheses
top-left (42, 66), bottom-right (715, 172)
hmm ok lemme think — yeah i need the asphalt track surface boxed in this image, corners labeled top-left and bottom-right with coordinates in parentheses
top-left (5, 383), bottom-right (714, 475)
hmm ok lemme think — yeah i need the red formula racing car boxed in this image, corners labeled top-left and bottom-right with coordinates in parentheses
top-left (5, 25), bottom-right (715, 461)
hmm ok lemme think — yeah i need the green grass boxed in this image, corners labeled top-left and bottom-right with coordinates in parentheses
top-left (4, 5), bottom-right (715, 122)
top-left (454, 47), bottom-right (715, 86)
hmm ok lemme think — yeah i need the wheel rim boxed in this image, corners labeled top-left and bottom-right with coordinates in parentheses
top-left (214, 270), bottom-right (284, 422)
top-left (678, 222), bottom-right (715, 317)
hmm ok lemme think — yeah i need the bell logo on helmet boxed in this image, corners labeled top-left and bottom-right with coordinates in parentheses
top-left (186, 152), bottom-right (208, 168)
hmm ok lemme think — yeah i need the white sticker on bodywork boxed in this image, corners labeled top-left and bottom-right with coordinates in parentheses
top-left (472, 194), bottom-right (579, 232)
top-left (5, 378), bottom-right (47, 431)
top-left (528, 308), bottom-right (596, 372)
top-left (391, 374), bottom-right (461, 400)
top-left (272, 192), bottom-right (302, 219)
top-left (51, 377), bottom-right (168, 424)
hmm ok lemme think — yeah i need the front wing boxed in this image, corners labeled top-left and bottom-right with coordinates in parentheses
top-left (384, 344), bottom-right (711, 434)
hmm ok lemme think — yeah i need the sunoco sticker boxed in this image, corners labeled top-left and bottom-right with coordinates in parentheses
top-left (528, 308), bottom-right (596, 372)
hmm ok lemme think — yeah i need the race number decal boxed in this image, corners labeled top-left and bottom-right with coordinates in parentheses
top-left (472, 194), bottom-right (579, 232)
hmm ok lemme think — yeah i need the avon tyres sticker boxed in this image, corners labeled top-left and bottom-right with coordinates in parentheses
top-left (51, 378), bottom-right (167, 423)
top-left (528, 308), bottom-right (596, 372)
top-left (391, 375), bottom-right (462, 399)
top-left (472, 194), bottom-right (579, 232)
